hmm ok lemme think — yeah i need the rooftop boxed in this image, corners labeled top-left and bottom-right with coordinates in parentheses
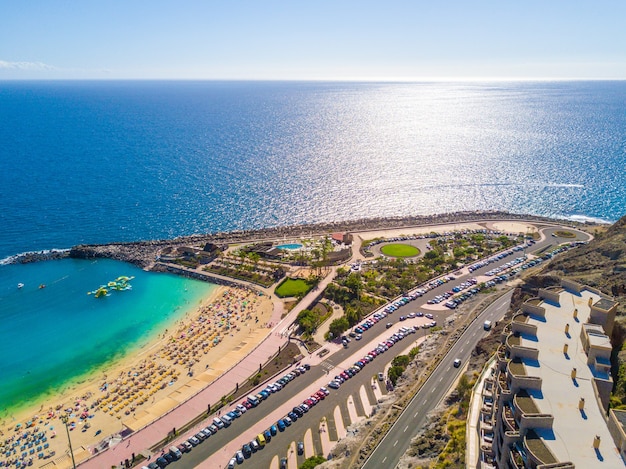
top-left (518, 288), bottom-right (622, 467)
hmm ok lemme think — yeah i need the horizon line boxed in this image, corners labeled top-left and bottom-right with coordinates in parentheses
top-left (1, 76), bottom-right (626, 83)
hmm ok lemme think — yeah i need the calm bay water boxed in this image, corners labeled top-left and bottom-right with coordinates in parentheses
top-left (1, 80), bottom-right (625, 411)
top-left (0, 258), bottom-right (215, 413)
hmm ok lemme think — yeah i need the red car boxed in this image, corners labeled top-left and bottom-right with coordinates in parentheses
top-left (315, 391), bottom-right (325, 400)
top-left (242, 401), bottom-right (253, 409)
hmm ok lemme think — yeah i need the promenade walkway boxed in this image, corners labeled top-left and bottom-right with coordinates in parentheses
top-left (80, 269), bottom-right (337, 468)
top-left (466, 356), bottom-right (497, 469)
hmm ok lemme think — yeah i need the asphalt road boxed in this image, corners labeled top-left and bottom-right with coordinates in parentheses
top-left (173, 225), bottom-right (590, 468)
top-left (174, 321), bottom-right (428, 468)
top-left (361, 291), bottom-right (514, 469)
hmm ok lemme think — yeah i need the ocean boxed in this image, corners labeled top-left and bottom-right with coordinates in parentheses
top-left (1, 80), bottom-right (625, 411)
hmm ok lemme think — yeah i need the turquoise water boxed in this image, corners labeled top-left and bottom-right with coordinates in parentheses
top-left (276, 243), bottom-right (303, 250)
top-left (0, 258), bottom-right (216, 413)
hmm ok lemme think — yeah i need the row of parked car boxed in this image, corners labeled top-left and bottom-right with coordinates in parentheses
top-left (227, 385), bottom-right (330, 468)
top-left (330, 325), bottom-right (417, 390)
top-left (467, 243), bottom-right (527, 273)
top-left (145, 364), bottom-right (311, 468)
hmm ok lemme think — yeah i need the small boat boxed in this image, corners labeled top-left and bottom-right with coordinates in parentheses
top-left (39, 284), bottom-right (46, 289)
top-left (17, 283), bottom-right (24, 289)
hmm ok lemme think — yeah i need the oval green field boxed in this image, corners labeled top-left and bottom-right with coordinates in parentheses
top-left (380, 243), bottom-right (420, 258)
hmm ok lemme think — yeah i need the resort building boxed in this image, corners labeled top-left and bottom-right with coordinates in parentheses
top-left (476, 279), bottom-right (623, 468)
top-left (331, 232), bottom-right (353, 245)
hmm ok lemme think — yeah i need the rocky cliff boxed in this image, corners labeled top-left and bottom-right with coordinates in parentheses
top-left (546, 214), bottom-right (626, 303)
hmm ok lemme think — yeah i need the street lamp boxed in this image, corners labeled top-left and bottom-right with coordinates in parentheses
top-left (60, 415), bottom-right (77, 469)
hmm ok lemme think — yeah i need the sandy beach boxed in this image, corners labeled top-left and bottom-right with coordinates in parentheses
top-left (0, 285), bottom-right (274, 468)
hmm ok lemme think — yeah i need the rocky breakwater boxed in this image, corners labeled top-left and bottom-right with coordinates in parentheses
top-left (67, 210), bottom-right (585, 269)
top-left (69, 241), bottom-right (164, 268)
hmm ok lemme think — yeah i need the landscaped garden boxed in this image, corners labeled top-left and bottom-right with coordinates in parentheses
top-left (275, 277), bottom-right (315, 298)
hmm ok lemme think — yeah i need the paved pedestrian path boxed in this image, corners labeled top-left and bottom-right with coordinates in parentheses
top-left (80, 270), bottom-right (337, 468)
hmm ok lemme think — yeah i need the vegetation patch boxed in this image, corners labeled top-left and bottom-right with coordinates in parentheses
top-left (380, 243), bottom-right (420, 258)
top-left (554, 230), bottom-right (576, 238)
top-left (299, 455), bottom-right (326, 469)
top-left (275, 277), bottom-right (315, 298)
top-left (296, 304), bottom-right (332, 337)
top-left (229, 342), bottom-right (301, 402)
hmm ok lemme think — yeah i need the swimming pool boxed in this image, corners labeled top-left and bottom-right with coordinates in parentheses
top-left (276, 243), bottom-right (303, 250)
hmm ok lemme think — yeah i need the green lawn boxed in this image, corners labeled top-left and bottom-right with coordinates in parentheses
top-left (380, 243), bottom-right (420, 258)
top-left (275, 278), bottom-right (314, 298)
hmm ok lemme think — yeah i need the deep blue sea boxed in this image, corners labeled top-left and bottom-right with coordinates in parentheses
top-left (0, 80), bottom-right (625, 412)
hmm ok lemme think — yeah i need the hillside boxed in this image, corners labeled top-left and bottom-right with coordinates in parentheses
top-left (546, 214), bottom-right (626, 308)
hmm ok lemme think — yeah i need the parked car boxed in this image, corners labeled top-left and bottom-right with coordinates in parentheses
top-left (297, 441), bottom-right (304, 455)
top-left (242, 443), bottom-right (252, 458)
top-left (235, 450), bottom-right (244, 464)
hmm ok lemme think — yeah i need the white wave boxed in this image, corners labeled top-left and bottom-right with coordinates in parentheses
top-left (0, 248), bottom-right (70, 266)
top-left (543, 183), bottom-right (585, 189)
top-left (561, 214), bottom-right (615, 225)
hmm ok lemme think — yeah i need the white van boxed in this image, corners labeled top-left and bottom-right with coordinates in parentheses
top-left (483, 320), bottom-right (492, 331)
top-left (247, 394), bottom-right (260, 407)
top-left (221, 414), bottom-right (233, 427)
top-left (169, 446), bottom-right (182, 460)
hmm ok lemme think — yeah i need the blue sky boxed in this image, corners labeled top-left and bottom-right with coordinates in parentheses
top-left (1, 0), bottom-right (625, 80)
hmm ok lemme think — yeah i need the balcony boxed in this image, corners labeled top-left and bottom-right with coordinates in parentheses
top-left (509, 446), bottom-right (525, 469)
top-left (508, 359), bottom-right (526, 376)
top-left (514, 390), bottom-right (539, 414)
top-left (524, 429), bottom-right (559, 466)
top-left (508, 360), bottom-right (542, 391)
top-left (503, 405), bottom-right (519, 432)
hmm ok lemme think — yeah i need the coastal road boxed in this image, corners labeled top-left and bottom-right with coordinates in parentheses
top-left (361, 291), bottom-right (514, 469)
